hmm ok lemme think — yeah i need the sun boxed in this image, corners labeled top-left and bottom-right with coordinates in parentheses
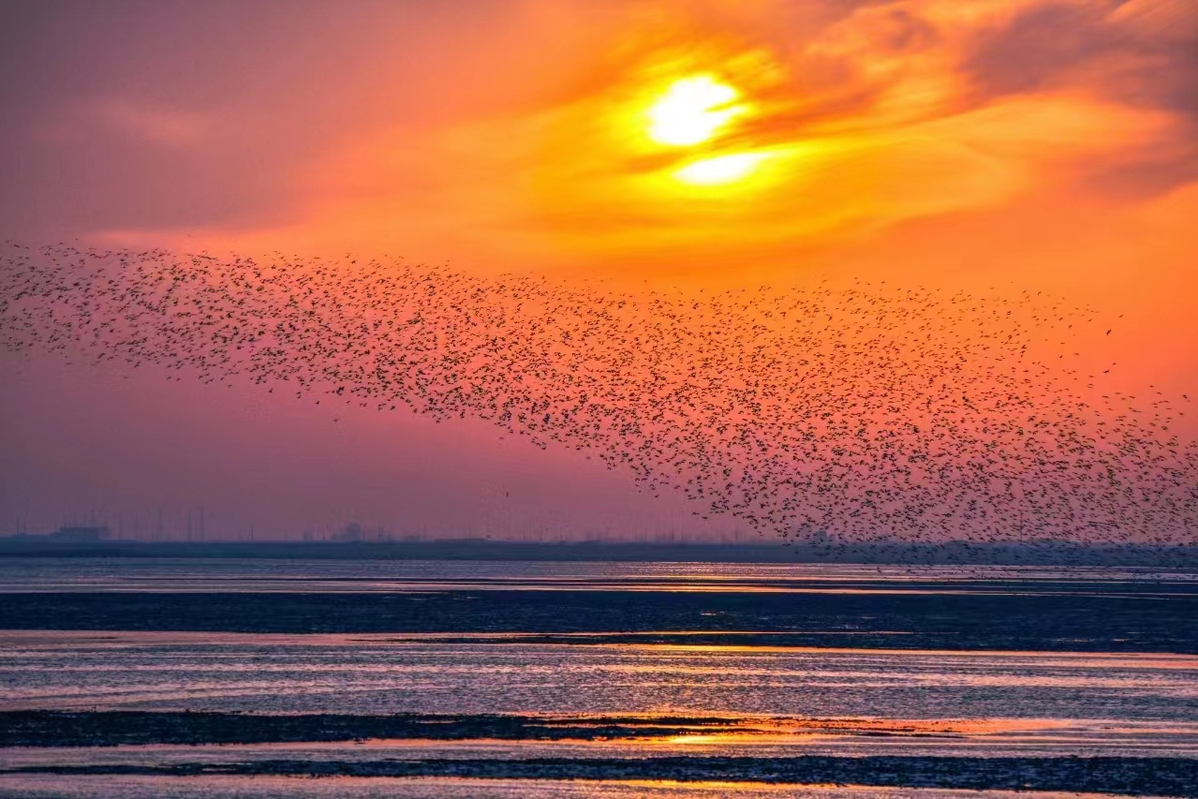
top-left (674, 153), bottom-right (769, 186)
top-left (647, 75), bottom-right (745, 147)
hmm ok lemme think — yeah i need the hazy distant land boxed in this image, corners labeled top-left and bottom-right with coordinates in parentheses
top-left (2, 534), bottom-right (1198, 566)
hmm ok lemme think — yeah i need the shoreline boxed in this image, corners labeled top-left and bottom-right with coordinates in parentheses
top-left (3, 538), bottom-right (1198, 567)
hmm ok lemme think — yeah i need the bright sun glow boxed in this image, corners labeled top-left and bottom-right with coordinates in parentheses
top-left (674, 152), bottom-right (769, 185)
top-left (647, 75), bottom-right (745, 147)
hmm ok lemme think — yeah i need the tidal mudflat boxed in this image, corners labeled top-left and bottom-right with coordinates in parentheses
top-left (1, 559), bottom-right (1196, 798)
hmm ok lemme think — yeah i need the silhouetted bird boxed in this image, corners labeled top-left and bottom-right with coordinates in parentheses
top-left (2, 242), bottom-right (1195, 563)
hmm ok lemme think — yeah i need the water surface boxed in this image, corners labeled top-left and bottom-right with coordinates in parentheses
top-left (2, 559), bottom-right (1195, 797)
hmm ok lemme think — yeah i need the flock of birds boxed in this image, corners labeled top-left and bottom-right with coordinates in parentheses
top-left (2, 242), bottom-right (1196, 555)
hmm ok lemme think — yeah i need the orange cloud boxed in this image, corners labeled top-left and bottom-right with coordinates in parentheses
top-left (178, 0), bottom-right (1176, 274)
top-left (75, 0), bottom-right (1192, 294)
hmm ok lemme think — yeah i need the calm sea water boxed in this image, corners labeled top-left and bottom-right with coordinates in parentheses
top-left (1, 559), bottom-right (1196, 798)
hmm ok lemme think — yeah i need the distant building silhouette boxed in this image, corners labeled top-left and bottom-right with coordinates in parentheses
top-left (332, 521), bottom-right (365, 542)
top-left (50, 525), bottom-right (111, 542)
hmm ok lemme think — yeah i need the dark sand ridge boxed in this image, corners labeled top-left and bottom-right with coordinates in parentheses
top-left (4, 753), bottom-right (1195, 797)
top-left (3, 583), bottom-right (1196, 651)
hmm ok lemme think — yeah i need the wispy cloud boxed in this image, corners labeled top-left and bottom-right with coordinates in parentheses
top-left (89, 99), bottom-right (212, 146)
top-left (249, 0), bottom-right (1193, 268)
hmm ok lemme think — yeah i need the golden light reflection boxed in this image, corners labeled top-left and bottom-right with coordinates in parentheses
top-left (646, 75), bottom-right (746, 147)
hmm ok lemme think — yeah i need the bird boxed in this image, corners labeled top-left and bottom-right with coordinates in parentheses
top-left (1, 241), bottom-right (1195, 563)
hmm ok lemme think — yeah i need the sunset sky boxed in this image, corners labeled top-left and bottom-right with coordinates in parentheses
top-left (1, 0), bottom-right (1196, 539)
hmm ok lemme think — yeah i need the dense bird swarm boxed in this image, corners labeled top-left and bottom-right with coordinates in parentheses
top-left (2, 244), bottom-right (1196, 552)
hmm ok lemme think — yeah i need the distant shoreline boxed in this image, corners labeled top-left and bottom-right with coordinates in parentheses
top-left (2, 536), bottom-right (1197, 566)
